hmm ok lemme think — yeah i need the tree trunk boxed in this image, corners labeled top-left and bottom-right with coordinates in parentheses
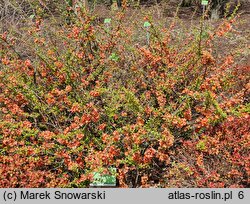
top-left (210, 0), bottom-right (228, 19)
top-left (211, 5), bottom-right (220, 19)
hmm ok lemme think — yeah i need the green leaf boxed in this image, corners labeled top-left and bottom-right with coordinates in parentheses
top-left (29, 14), bottom-right (35, 19)
top-left (109, 53), bottom-right (119, 62)
top-left (104, 18), bottom-right (111, 24)
top-left (144, 21), bottom-right (151, 28)
top-left (196, 140), bottom-right (206, 151)
top-left (90, 167), bottom-right (116, 186)
top-left (201, 0), bottom-right (208, 6)
top-left (201, 31), bottom-right (209, 39)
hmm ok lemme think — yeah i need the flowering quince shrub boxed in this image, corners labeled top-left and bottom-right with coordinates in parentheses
top-left (0, 7), bottom-right (249, 187)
